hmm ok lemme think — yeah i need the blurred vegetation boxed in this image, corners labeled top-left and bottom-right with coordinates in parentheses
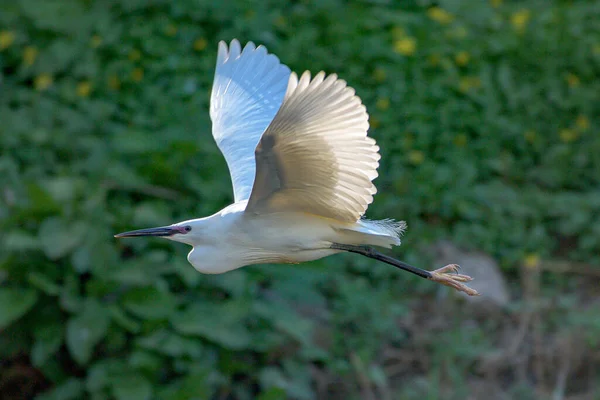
top-left (1, 0), bottom-right (599, 399)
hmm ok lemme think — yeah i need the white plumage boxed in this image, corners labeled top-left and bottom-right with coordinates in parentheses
top-left (210, 40), bottom-right (291, 202)
top-left (115, 39), bottom-right (479, 296)
top-left (247, 71), bottom-right (379, 223)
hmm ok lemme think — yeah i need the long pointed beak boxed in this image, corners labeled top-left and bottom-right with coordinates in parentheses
top-left (114, 226), bottom-right (179, 238)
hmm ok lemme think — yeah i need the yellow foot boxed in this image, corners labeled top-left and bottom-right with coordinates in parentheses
top-left (428, 264), bottom-right (480, 296)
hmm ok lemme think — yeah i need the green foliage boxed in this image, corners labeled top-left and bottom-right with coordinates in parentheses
top-left (0, 288), bottom-right (38, 329)
top-left (1, 0), bottom-right (599, 399)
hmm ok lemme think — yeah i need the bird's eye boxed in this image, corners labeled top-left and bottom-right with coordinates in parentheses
top-left (184, 225), bottom-right (192, 233)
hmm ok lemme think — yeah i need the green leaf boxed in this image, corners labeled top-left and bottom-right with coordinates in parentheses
top-left (259, 366), bottom-right (288, 389)
top-left (4, 231), bottom-right (40, 251)
top-left (86, 362), bottom-right (110, 393)
top-left (38, 217), bottom-right (87, 260)
top-left (257, 387), bottom-right (288, 400)
top-left (111, 373), bottom-right (152, 400)
top-left (254, 301), bottom-right (314, 347)
top-left (18, 0), bottom-right (89, 35)
top-left (31, 322), bottom-right (64, 366)
top-left (171, 300), bottom-right (252, 350)
top-left (27, 271), bottom-right (61, 296)
top-left (60, 273), bottom-right (83, 313)
top-left (108, 304), bottom-right (141, 333)
top-left (40, 177), bottom-right (80, 203)
top-left (0, 288), bottom-right (38, 329)
top-left (71, 245), bottom-right (92, 274)
top-left (137, 329), bottom-right (203, 357)
top-left (121, 286), bottom-right (177, 320)
top-left (26, 183), bottom-right (60, 214)
top-left (66, 299), bottom-right (110, 365)
top-left (172, 259), bottom-right (201, 288)
top-left (128, 350), bottom-right (162, 374)
top-left (107, 262), bottom-right (155, 285)
top-left (36, 378), bottom-right (84, 400)
top-left (155, 368), bottom-right (214, 400)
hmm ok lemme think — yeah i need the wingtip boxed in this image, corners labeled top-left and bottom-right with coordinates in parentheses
top-left (217, 40), bottom-right (229, 64)
top-left (284, 72), bottom-right (300, 98)
top-left (312, 71), bottom-right (326, 86)
top-left (297, 71), bottom-right (312, 90)
top-left (242, 41), bottom-right (256, 54)
top-left (218, 39), bottom-right (250, 64)
top-left (229, 39), bottom-right (242, 58)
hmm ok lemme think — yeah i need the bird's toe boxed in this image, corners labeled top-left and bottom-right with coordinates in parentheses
top-left (429, 264), bottom-right (480, 296)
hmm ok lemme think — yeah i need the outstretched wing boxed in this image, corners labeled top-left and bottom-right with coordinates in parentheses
top-left (246, 71), bottom-right (380, 223)
top-left (210, 39), bottom-right (291, 202)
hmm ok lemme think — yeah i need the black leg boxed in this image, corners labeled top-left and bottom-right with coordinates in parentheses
top-left (331, 243), bottom-right (480, 296)
top-left (331, 243), bottom-right (432, 279)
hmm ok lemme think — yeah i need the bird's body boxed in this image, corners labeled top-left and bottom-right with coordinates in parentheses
top-left (116, 39), bottom-right (478, 296)
top-left (175, 200), bottom-right (404, 274)
top-left (184, 203), bottom-right (340, 274)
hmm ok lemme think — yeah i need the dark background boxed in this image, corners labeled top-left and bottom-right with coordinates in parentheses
top-left (1, 0), bottom-right (599, 399)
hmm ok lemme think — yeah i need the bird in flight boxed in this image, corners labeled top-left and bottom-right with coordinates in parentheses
top-left (115, 39), bottom-right (479, 296)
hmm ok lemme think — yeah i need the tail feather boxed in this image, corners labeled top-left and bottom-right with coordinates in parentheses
top-left (334, 218), bottom-right (407, 249)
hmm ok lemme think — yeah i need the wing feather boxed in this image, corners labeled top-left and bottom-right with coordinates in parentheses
top-left (246, 71), bottom-right (380, 222)
top-left (210, 39), bottom-right (291, 202)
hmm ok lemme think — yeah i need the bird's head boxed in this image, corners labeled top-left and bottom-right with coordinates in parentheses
top-left (114, 219), bottom-right (204, 246)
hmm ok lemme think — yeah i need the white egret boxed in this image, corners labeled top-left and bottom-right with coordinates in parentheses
top-left (115, 39), bottom-right (479, 296)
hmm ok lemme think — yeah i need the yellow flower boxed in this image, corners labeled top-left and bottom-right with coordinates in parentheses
top-left (524, 130), bottom-right (536, 143)
top-left (490, 0), bottom-right (502, 7)
top-left (76, 81), bottom-right (92, 97)
top-left (566, 72), bottom-right (580, 87)
top-left (559, 128), bottom-right (578, 143)
top-left (427, 7), bottom-right (454, 24)
top-left (575, 115), bottom-right (589, 131)
top-left (108, 74), bottom-right (120, 90)
top-left (372, 67), bottom-right (386, 82)
top-left (131, 68), bottom-right (144, 82)
top-left (453, 133), bottom-right (467, 147)
top-left (454, 51), bottom-right (470, 66)
top-left (90, 35), bottom-right (102, 48)
top-left (165, 24), bottom-right (177, 37)
top-left (394, 37), bottom-right (416, 56)
top-left (376, 97), bottom-right (390, 111)
top-left (459, 76), bottom-right (481, 92)
top-left (23, 46), bottom-right (38, 66)
top-left (0, 30), bottom-right (15, 50)
top-left (511, 9), bottom-right (530, 33)
top-left (523, 253), bottom-right (540, 269)
top-left (193, 38), bottom-right (207, 51)
top-left (34, 73), bottom-right (53, 91)
top-left (370, 117), bottom-right (380, 129)
top-left (245, 9), bottom-right (255, 19)
top-left (594, 44), bottom-right (600, 55)
top-left (128, 49), bottom-right (141, 62)
top-left (408, 150), bottom-right (424, 165)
